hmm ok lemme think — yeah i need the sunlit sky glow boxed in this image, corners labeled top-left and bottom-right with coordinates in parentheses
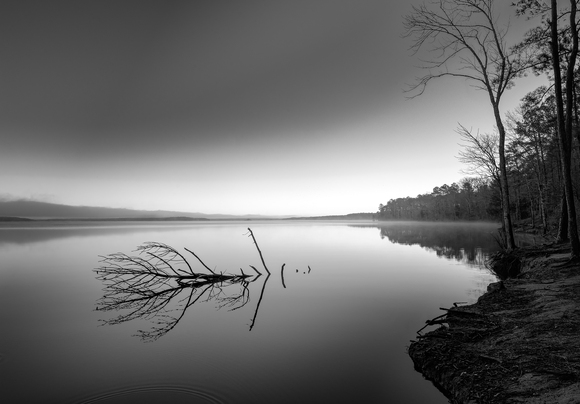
top-left (1, 0), bottom-right (546, 216)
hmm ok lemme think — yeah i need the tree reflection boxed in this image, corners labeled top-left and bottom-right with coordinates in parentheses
top-left (95, 229), bottom-right (278, 341)
top-left (376, 223), bottom-right (498, 267)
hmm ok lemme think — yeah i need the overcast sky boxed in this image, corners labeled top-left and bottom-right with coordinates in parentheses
top-left (1, 0), bottom-right (546, 216)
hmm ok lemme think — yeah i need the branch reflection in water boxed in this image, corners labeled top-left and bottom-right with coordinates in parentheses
top-left (94, 228), bottom-right (301, 341)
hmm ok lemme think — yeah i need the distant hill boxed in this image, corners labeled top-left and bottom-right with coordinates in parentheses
top-left (0, 216), bottom-right (35, 221)
top-left (0, 199), bottom-right (375, 221)
top-left (286, 212), bottom-right (376, 221)
top-left (0, 200), bottom-right (280, 220)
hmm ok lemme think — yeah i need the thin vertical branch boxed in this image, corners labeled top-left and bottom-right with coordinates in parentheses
top-left (249, 273), bottom-right (270, 331)
top-left (281, 263), bottom-right (287, 288)
top-left (247, 228), bottom-right (271, 275)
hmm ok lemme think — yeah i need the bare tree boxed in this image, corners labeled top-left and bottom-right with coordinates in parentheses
top-left (404, 0), bottom-right (535, 250)
top-left (457, 124), bottom-right (501, 186)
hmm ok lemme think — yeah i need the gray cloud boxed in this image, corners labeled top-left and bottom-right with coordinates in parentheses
top-left (0, 0), bottom-right (408, 158)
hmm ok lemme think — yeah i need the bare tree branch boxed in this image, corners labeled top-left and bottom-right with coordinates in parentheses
top-left (456, 124), bottom-right (501, 185)
top-left (246, 227), bottom-right (271, 275)
top-left (95, 229), bottom-right (308, 339)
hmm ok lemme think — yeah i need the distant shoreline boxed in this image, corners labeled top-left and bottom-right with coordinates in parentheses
top-left (0, 215), bottom-right (376, 222)
top-left (0, 215), bottom-right (506, 223)
top-left (0, 216), bottom-right (210, 222)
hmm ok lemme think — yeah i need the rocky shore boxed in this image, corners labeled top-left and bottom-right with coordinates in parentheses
top-left (408, 242), bottom-right (580, 403)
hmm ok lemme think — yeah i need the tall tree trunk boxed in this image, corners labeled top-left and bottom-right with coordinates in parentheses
top-left (533, 131), bottom-right (549, 233)
top-left (558, 191), bottom-right (569, 241)
top-left (523, 172), bottom-right (536, 229)
top-left (574, 76), bottom-right (580, 172)
top-left (551, 0), bottom-right (580, 259)
top-left (533, 153), bottom-right (548, 233)
top-left (515, 185), bottom-right (522, 222)
top-left (564, 0), bottom-right (580, 258)
top-left (494, 103), bottom-right (516, 250)
top-left (537, 179), bottom-right (548, 233)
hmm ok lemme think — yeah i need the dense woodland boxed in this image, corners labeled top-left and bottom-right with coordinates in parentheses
top-left (378, 0), bottom-right (580, 258)
top-left (377, 179), bottom-right (502, 222)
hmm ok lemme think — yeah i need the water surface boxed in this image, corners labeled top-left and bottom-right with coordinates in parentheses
top-left (0, 221), bottom-right (500, 403)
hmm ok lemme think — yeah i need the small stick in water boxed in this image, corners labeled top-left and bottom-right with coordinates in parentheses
top-left (281, 263), bottom-right (287, 288)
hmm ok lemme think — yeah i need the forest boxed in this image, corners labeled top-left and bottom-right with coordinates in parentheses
top-left (377, 81), bottom-right (579, 229)
top-left (378, 0), bottom-right (580, 258)
top-left (377, 179), bottom-right (502, 222)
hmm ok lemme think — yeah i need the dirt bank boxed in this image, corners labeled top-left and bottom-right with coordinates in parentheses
top-left (408, 243), bottom-right (580, 403)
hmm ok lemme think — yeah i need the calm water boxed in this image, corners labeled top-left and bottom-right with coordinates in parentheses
top-left (0, 221), bottom-right (500, 404)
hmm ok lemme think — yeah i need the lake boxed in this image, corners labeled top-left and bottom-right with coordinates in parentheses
top-left (0, 220), bottom-right (501, 403)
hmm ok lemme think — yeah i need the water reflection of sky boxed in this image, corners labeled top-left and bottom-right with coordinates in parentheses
top-left (0, 221), bottom-right (503, 404)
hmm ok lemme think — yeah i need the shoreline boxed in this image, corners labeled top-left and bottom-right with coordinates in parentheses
top-left (408, 242), bottom-right (580, 403)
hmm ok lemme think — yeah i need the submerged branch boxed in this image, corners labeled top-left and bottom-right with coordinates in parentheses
top-left (183, 247), bottom-right (215, 274)
top-left (249, 265), bottom-right (262, 276)
top-left (94, 228), bottom-right (305, 339)
top-left (249, 273), bottom-right (270, 331)
top-left (247, 228), bottom-right (271, 275)
top-left (281, 263), bottom-right (287, 288)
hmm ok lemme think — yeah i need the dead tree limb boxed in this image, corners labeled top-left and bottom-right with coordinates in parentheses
top-left (184, 247), bottom-right (215, 274)
top-left (249, 273), bottom-right (270, 331)
top-left (281, 263), bottom-right (287, 288)
top-left (94, 229), bottom-right (303, 339)
top-left (247, 227), bottom-right (271, 275)
top-left (249, 265), bottom-right (262, 276)
top-left (96, 240), bottom-right (255, 340)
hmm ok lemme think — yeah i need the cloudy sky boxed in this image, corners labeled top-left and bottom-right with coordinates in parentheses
top-left (1, 0), bottom-right (545, 216)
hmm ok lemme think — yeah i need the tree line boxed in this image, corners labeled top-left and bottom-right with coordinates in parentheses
top-left (378, 0), bottom-right (580, 260)
top-left (377, 179), bottom-right (500, 221)
top-left (377, 78), bottom-right (580, 228)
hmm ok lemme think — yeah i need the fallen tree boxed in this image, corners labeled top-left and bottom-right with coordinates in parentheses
top-left (94, 228), bottom-right (283, 340)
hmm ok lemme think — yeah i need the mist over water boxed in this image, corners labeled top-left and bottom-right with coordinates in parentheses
top-left (0, 221), bottom-right (499, 403)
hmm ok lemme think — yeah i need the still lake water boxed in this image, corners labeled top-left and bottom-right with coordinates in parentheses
top-left (0, 221), bottom-right (501, 403)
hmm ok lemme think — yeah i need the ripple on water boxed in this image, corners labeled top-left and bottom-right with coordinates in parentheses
top-left (75, 385), bottom-right (225, 404)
